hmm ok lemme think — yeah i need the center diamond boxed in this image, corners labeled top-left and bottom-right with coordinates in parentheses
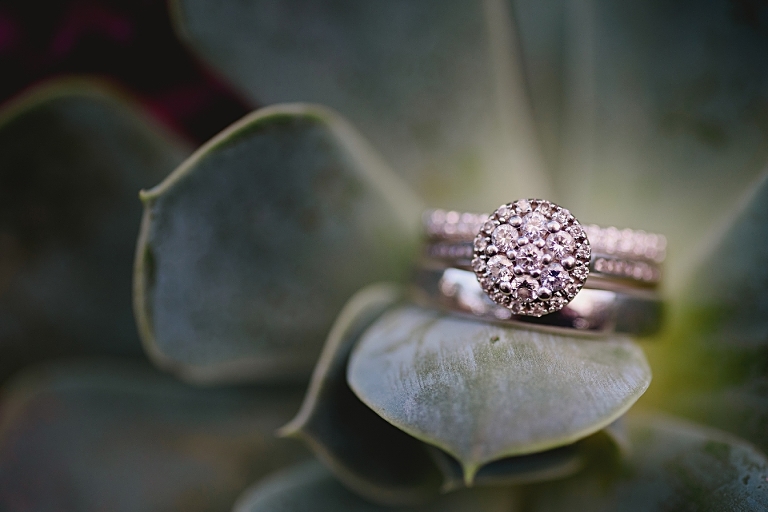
top-left (472, 199), bottom-right (591, 317)
top-left (516, 243), bottom-right (543, 272)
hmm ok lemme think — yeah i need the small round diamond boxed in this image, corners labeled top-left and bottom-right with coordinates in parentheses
top-left (521, 212), bottom-right (547, 239)
top-left (571, 265), bottom-right (588, 280)
top-left (515, 243), bottom-right (542, 272)
top-left (496, 205), bottom-right (512, 220)
top-left (492, 224), bottom-right (518, 253)
top-left (472, 257), bottom-right (486, 273)
top-left (472, 199), bottom-right (591, 317)
top-left (541, 263), bottom-right (569, 292)
top-left (474, 235), bottom-right (488, 252)
top-left (546, 231), bottom-right (576, 260)
top-left (487, 254), bottom-right (514, 283)
top-left (512, 275), bottom-right (538, 303)
top-left (554, 209), bottom-right (571, 224)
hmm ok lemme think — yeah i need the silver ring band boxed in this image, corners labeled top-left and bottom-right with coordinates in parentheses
top-left (412, 266), bottom-right (663, 336)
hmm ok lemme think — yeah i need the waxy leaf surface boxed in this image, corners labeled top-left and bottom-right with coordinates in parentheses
top-left (0, 361), bottom-right (308, 512)
top-left (280, 284), bottom-right (444, 505)
top-left (234, 461), bottom-right (519, 512)
top-left (511, 0), bottom-right (768, 286)
top-left (523, 414), bottom-right (768, 512)
top-left (647, 169), bottom-right (768, 454)
top-left (171, 0), bottom-right (550, 208)
top-left (0, 79), bottom-right (187, 381)
top-left (135, 104), bottom-right (422, 383)
top-left (348, 305), bottom-right (651, 482)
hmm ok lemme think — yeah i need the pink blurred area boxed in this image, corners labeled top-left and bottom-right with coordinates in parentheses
top-left (0, 0), bottom-right (251, 143)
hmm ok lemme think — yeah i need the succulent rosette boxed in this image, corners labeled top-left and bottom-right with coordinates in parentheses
top-left (1, 1), bottom-right (768, 511)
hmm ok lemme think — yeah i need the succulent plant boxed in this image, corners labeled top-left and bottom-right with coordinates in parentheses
top-left (1, 1), bottom-right (768, 511)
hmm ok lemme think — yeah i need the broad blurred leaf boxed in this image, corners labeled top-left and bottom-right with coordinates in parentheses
top-left (233, 461), bottom-right (520, 512)
top-left (511, 0), bottom-right (768, 286)
top-left (0, 79), bottom-right (188, 381)
top-left (522, 414), bottom-right (768, 512)
top-left (0, 360), bottom-right (308, 512)
top-left (280, 284), bottom-right (444, 505)
top-left (135, 104), bottom-right (423, 383)
top-left (171, 0), bottom-right (550, 208)
top-left (347, 305), bottom-right (651, 482)
top-left (646, 169), bottom-right (768, 454)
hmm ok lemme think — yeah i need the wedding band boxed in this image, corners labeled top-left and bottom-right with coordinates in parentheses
top-left (425, 207), bottom-right (666, 263)
top-left (421, 199), bottom-right (666, 318)
top-left (412, 266), bottom-right (663, 336)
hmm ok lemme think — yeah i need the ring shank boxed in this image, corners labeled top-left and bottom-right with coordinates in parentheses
top-left (412, 266), bottom-right (663, 336)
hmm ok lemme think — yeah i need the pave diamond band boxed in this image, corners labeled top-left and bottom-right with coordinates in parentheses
top-left (418, 199), bottom-right (665, 322)
top-left (425, 208), bottom-right (666, 263)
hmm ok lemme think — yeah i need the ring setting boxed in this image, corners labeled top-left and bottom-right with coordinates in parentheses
top-left (471, 199), bottom-right (591, 317)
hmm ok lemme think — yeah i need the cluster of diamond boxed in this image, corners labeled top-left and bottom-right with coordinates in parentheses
top-left (471, 199), bottom-right (591, 317)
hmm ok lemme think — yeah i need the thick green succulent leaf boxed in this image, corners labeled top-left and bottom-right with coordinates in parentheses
top-left (279, 284), bottom-right (444, 505)
top-left (282, 284), bottom-right (615, 500)
top-left (135, 104), bottom-right (422, 383)
top-left (522, 414), bottom-right (768, 512)
top-left (0, 360), bottom-right (308, 512)
top-left (431, 422), bottom-right (626, 492)
top-left (646, 169), bottom-right (768, 454)
top-left (511, 0), bottom-right (768, 286)
top-left (347, 305), bottom-right (651, 482)
top-left (171, 0), bottom-right (550, 208)
top-left (233, 461), bottom-right (519, 512)
top-left (0, 79), bottom-right (188, 381)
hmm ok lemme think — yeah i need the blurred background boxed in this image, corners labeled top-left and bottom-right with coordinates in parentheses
top-left (0, 0), bottom-right (248, 145)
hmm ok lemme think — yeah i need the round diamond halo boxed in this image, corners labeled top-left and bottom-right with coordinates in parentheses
top-left (472, 199), bottom-right (591, 317)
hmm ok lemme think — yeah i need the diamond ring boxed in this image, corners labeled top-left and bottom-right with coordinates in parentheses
top-left (422, 199), bottom-right (666, 318)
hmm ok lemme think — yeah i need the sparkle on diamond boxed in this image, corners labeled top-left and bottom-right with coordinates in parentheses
top-left (472, 199), bottom-right (590, 317)
top-left (513, 275), bottom-right (538, 302)
top-left (541, 263), bottom-right (568, 291)
top-left (492, 224), bottom-right (518, 253)
top-left (516, 243), bottom-right (543, 272)
top-left (521, 212), bottom-right (547, 239)
top-left (546, 231), bottom-right (576, 260)
top-left (487, 254), bottom-right (514, 283)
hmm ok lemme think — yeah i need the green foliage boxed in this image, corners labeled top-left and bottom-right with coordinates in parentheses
top-left (1, 0), bottom-right (767, 510)
top-left (0, 79), bottom-right (188, 381)
top-left (170, 0), bottom-right (551, 208)
top-left (134, 104), bottom-right (422, 384)
top-left (279, 284), bottom-right (444, 506)
top-left (511, 0), bottom-right (768, 288)
top-left (348, 305), bottom-right (650, 482)
top-left (0, 360), bottom-right (308, 511)
top-left (647, 169), bottom-right (768, 454)
top-left (521, 414), bottom-right (768, 511)
top-left (233, 461), bottom-right (520, 512)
